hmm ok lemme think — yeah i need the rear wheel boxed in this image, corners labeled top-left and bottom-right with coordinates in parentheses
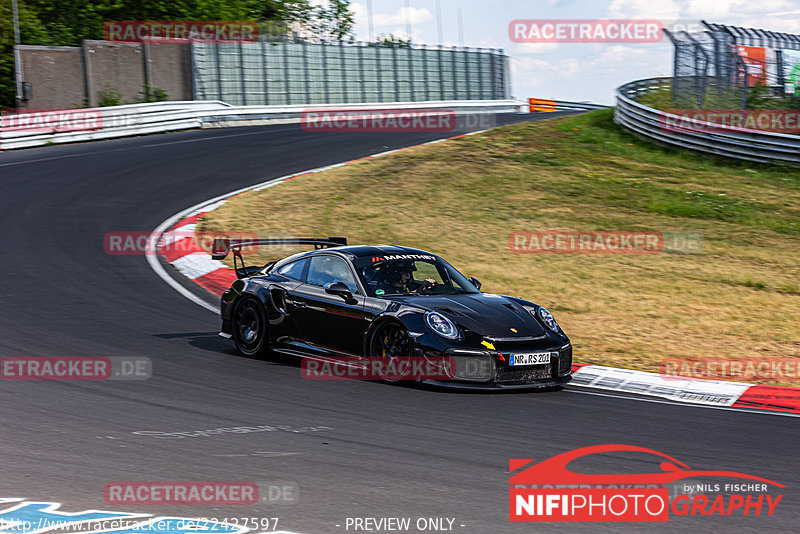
top-left (232, 297), bottom-right (269, 357)
top-left (369, 322), bottom-right (414, 381)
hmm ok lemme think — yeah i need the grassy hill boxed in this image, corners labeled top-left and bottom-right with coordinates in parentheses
top-left (197, 109), bottom-right (800, 384)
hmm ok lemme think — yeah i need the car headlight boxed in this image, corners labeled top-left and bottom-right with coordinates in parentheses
top-left (425, 312), bottom-right (459, 339)
top-left (536, 307), bottom-right (560, 332)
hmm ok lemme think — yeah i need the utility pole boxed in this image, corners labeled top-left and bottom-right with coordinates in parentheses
top-left (436, 0), bottom-right (443, 44)
top-left (457, 7), bottom-right (464, 46)
top-left (404, 0), bottom-right (411, 40)
top-left (12, 0), bottom-right (20, 44)
top-left (12, 0), bottom-right (22, 108)
top-left (366, 0), bottom-right (374, 41)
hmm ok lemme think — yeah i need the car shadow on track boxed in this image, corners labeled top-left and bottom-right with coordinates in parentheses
top-left (152, 332), bottom-right (290, 366)
top-left (153, 333), bottom-right (570, 393)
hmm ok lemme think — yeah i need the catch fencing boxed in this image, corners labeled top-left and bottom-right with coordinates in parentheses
top-left (666, 21), bottom-right (800, 108)
top-left (190, 40), bottom-right (511, 106)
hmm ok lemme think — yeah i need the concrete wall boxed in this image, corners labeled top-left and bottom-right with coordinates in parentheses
top-left (16, 41), bottom-right (192, 110)
top-left (84, 41), bottom-right (146, 106)
top-left (18, 46), bottom-right (86, 109)
top-left (146, 43), bottom-right (192, 102)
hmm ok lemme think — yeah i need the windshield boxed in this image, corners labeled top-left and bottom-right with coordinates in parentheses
top-left (353, 254), bottom-right (479, 297)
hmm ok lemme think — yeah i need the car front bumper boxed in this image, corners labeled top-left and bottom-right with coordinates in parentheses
top-left (417, 343), bottom-right (573, 388)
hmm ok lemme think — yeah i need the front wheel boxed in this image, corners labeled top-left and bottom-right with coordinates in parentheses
top-left (368, 322), bottom-right (414, 381)
top-left (232, 297), bottom-right (269, 357)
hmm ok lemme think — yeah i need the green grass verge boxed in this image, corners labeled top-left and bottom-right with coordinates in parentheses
top-left (197, 109), bottom-right (800, 385)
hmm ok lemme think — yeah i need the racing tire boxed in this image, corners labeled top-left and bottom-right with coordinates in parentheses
top-left (368, 322), bottom-right (414, 382)
top-left (232, 296), bottom-right (270, 358)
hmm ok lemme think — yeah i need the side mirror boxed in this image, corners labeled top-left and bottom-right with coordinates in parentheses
top-left (325, 281), bottom-right (356, 303)
top-left (211, 238), bottom-right (231, 260)
top-left (468, 277), bottom-right (482, 290)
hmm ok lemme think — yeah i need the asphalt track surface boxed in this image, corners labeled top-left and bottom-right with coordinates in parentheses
top-left (0, 112), bottom-right (797, 534)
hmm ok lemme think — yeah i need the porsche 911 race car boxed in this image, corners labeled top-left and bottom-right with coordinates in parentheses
top-left (211, 237), bottom-right (572, 388)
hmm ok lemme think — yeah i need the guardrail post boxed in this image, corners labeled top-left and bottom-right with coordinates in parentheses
top-left (393, 43), bottom-right (400, 102)
top-left (282, 38), bottom-right (291, 105)
top-left (303, 39), bottom-right (311, 105)
top-left (262, 38), bottom-right (269, 105)
top-left (358, 42), bottom-right (367, 103)
top-left (322, 41), bottom-right (330, 104)
top-left (214, 42), bottom-right (223, 101)
top-left (82, 41), bottom-right (95, 107)
top-left (239, 40), bottom-right (247, 106)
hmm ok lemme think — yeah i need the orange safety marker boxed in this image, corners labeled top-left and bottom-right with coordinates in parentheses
top-left (529, 98), bottom-right (556, 112)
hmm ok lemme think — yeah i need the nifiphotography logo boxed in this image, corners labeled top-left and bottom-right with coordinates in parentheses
top-left (509, 444), bottom-right (784, 522)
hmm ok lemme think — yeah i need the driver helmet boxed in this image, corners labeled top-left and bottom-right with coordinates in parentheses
top-left (384, 261), bottom-right (416, 284)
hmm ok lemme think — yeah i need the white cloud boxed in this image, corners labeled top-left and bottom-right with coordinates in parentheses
top-left (513, 42), bottom-right (561, 54)
top-left (510, 56), bottom-right (582, 88)
top-left (352, 4), bottom-right (433, 28)
top-left (351, 3), bottom-right (435, 41)
top-left (607, 0), bottom-right (682, 18)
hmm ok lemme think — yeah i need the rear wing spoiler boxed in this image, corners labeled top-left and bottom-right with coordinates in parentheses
top-left (211, 236), bottom-right (348, 260)
top-left (211, 237), bottom-right (347, 279)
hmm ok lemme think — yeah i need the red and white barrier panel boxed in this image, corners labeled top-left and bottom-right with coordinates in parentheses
top-left (570, 363), bottom-right (800, 414)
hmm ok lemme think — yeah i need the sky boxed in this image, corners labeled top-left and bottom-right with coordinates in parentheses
top-left (342, 0), bottom-right (800, 105)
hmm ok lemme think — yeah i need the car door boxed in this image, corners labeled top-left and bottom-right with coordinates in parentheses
top-left (286, 254), bottom-right (369, 356)
top-left (268, 257), bottom-right (310, 345)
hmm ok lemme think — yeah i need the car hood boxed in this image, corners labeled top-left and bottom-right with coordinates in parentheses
top-left (389, 293), bottom-right (547, 338)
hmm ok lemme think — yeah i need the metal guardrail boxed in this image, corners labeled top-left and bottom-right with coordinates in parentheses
top-left (0, 100), bottom-right (520, 151)
top-left (200, 100), bottom-right (521, 128)
top-left (614, 77), bottom-right (800, 164)
top-left (550, 99), bottom-right (609, 111)
top-left (528, 98), bottom-right (609, 112)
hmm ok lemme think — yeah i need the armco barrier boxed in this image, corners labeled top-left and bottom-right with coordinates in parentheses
top-left (528, 98), bottom-right (608, 112)
top-left (0, 100), bottom-right (519, 150)
top-left (615, 77), bottom-right (800, 164)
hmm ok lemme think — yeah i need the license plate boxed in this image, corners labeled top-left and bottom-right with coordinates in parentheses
top-left (509, 352), bottom-right (552, 366)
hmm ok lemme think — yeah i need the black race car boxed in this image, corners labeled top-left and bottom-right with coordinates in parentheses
top-left (211, 237), bottom-right (572, 388)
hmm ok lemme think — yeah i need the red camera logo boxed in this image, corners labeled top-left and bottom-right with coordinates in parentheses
top-left (510, 445), bottom-right (784, 522)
